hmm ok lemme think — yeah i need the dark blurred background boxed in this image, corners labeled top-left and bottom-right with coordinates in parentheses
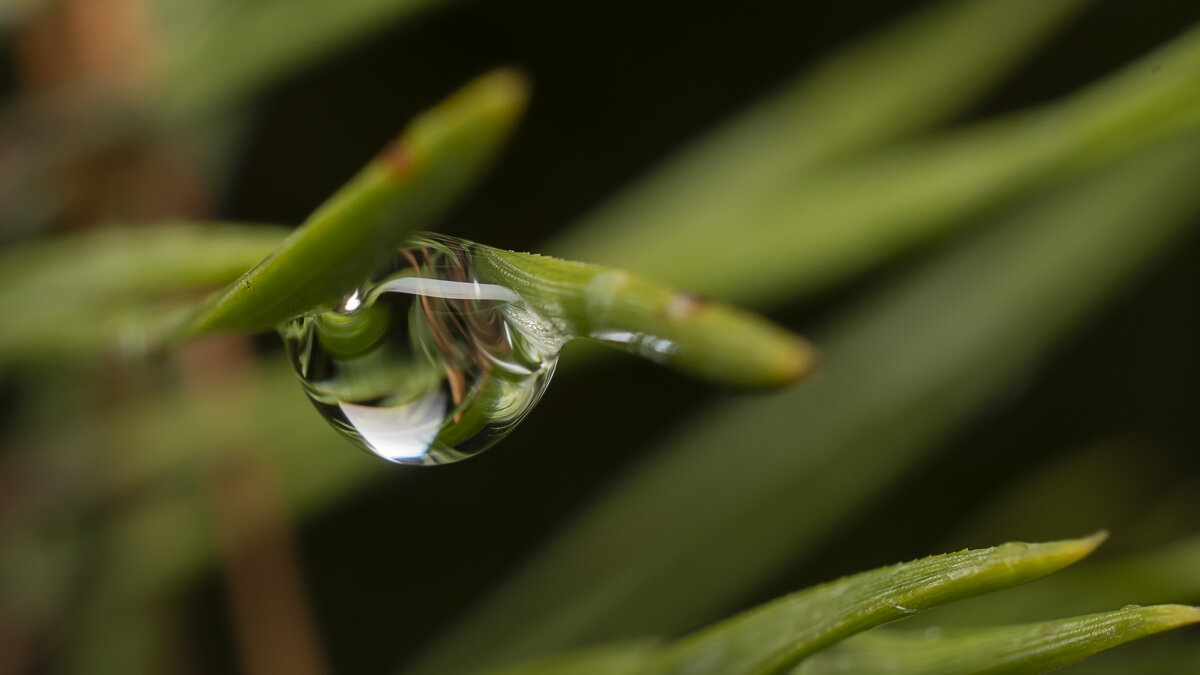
top-left (3, 1), bottom-right (1200, 674)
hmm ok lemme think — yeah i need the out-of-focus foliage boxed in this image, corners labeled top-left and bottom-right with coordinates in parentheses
top-left (2, 1), bottom-right (1200, 674)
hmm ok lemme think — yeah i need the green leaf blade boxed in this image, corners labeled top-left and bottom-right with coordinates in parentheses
top-left (475, 247), bottom-right (817, 388)
top-left (795, 605), bottom-right (1200, 675)
top-left (553, 21), bottom-right (1200, 306)
top-left (156, 0), bottom-right (457, 120)
top-left (646, 535), bottom-right (1106, 675)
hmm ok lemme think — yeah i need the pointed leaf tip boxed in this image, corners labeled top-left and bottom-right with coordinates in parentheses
top-left (641, 535), bottom-right (1107, 675)
top-left (797, 603), bottom-right (1200, 675)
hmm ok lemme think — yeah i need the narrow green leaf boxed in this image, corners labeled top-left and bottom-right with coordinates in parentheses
top-left (918, 533), bottom-right (1200, 628)
top-left (794, 605), bottom-right (1200, 675)
top-left (474, 247), bottom-right (816, 388)
top-left (645, 536), bottom-right (1106, 675)
top-left (0, 223), bottom-right (285, 364)
top-left (0, 223), bottom-right (286, 296)
top-left (550, 0), bottom-right (1095, 265)
top-left (551, 21), bottom-right (1200, 306)
top-left (406, 133), bottom-right (1200, 674)
top-left (181, 69), bottom-right (528, 336)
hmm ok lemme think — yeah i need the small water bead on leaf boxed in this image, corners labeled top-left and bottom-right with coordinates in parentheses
top-left (279, 234), bottom-right (564, 465)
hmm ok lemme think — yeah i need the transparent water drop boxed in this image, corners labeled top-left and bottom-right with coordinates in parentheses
top-left (278, 234), bottom-right (564, 465)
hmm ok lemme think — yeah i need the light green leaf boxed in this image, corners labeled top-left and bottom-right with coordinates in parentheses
top-left (794, 605), bottom-right (1200, 675)
top-left (482, 536), bottom-right (1135, 675)
top-left (155, 0), bottom-right (457, 120)
top-left (474, 247), bottom-right (816, 388)
top-left (181, 68), bottom-right (528, 336)
top-left (917, 533), bottom-right (1200, 628)
top-left (643, 536), bottom-right (1106, 675)
top-left (0, 223), bottom-right (284, 365)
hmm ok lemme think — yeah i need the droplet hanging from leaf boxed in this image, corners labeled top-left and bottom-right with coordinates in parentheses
top-left (279, 234), bottom-right (563, 465)
top-left (279, 233), bottom-right (816, 465)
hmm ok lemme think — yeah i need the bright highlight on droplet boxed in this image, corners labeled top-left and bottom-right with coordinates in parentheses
top-left (279, 234), bottom-right (562, 465)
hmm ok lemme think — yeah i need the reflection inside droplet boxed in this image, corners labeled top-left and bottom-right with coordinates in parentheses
top-left (279, 234), bottom-right (563, 465)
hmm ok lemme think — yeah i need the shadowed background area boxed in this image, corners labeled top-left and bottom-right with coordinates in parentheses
top-left (1, 1), bottom-right (1199, 674)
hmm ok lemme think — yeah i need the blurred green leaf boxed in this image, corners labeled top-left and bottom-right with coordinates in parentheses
top-left (407, 133), bottom-right (1200, 674)
top-left (0, 223), bottom-right (284, 365)
top-left (794, 605), bottom-right (1200, 675)
top-left (481, 641), bottom-right (658, 675)
top-left (182, 68), bottom-right (528, 335)
top-left (551, 21), bottom-right (1200, 306)
top-left (550, 0), bottom-right (1095, 269)
top-left (155, 0), bottom-right (457, 120)
top-left (945, 441), bottom-right (1188, 554)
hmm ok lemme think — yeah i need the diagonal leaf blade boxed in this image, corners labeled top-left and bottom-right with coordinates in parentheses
top-left (550, 0), bottom-right (1096, 266)
top-left (794, 605), bottom-right (1200, 675)
top-left (917, 533), bottom-right (1200, 628)
top-left (644, 536), bottom-right (1106, 675)
top-left (181, 68), bottom-right (528, 336)
top-left (156, 0), bottom-right (459, 120)
top-left (552, 21), bottom-right (1200, 305)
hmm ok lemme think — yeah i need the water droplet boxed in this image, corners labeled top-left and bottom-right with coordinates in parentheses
top-left (279, 234), bottom-right (563, 465)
